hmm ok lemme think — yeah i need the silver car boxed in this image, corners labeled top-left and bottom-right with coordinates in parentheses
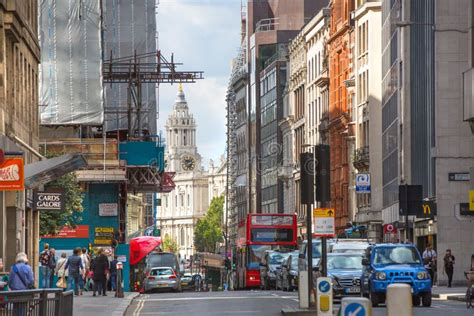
top-left (143, 267), bottom-right (182, 293)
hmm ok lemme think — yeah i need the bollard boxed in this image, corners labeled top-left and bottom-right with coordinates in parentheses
top-left (316, 277), bottom-right (332, 316)
top-left (298, 270), bottom-right (309, 309)
top-left (341, 297), bottom-right (372, 316)
top-left (115, 262), bottom-right (124, 298)
top-left (386, 284), bottom-right (412, 316)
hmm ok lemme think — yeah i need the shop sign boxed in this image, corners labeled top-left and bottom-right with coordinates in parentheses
top-left (94, 227), bottom-right (114, 245)
top-left (42, 225), bottom-right (89, 238)
top-left (33, 191), bottom-right (64, 211)
top-left (99, 203), bottom-right (118, 216)
top-left (355, 173), bottom-right (371, 194)
top-left (0, 158), bottom-right (24, 191)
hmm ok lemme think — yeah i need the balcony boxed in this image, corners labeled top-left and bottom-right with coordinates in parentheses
top-left (353, 146), bottom-right (370, 170)
top-left (315, 68), bottom-right (329, 88)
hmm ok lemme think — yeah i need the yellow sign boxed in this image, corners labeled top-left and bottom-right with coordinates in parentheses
top-left (422, 204), bottom-right (431, 215)
top-left (94, 239), bottom-right (112, 245)
top-left (313, 208), bottom-right (335, 218)
top-left (95, 227), bottom-right (114, 233)
top-left (470, 190), bottom-right (474, 211)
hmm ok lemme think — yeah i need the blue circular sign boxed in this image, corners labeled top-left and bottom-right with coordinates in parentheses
top-left (318, 280), bottom-right (330, 293)
top-left (344, 302), bottom-right (366, 316)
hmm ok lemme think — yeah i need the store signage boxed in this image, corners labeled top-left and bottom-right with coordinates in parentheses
top-left (418, 201), bottom-right (437, 218)
top-left (355, 173), bottom-right (371, 194)
top-left (99, 203), bottom-right (118, 216)
top-left (469, 190), bottom-right (474, 211)
top-left (460, 203), bottom-right (474, 216)
top-left (94, 227), bottom-right (114, 245)
top-left (33, 191), bottom-right (64, 211)
top-left (448, 172), bottom-right (470, 181)
top-left (42, 225), bottom-right (89, 238)
top-left (0, 158), bottom-right (24, 191)
top-left (383, 224), bottom-right (397, 234)
top-left (313, 208), bottom-right (336, 237)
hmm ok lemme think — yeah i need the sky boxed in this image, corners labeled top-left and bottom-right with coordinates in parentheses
top-left (157, 0), bottom-right (242, 167)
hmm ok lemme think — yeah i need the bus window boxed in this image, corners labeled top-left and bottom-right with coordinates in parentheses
top-left (247, 245), bottom-right (271, 269)
top-left (251, 228), bottom-right (293, 242)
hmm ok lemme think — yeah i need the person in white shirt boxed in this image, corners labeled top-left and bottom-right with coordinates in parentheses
top-left (422, 243), bottom-right (437, 284)
top-left (80, 248), bottom-right (90, 294)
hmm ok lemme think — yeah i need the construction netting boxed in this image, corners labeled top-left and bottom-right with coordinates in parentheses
top-left (103, 0), bottom-right (158, 135)
top-left (39, 0), bottom-right (104, 125)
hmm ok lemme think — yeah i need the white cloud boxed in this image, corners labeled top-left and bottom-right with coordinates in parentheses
top-left (157, 0), bottom-right (240, 162)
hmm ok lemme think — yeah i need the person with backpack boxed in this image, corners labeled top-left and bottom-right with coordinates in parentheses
top-left (39, 243), bottom-right (53, 288)
top-left (65, 248), bottom-right (84, 295)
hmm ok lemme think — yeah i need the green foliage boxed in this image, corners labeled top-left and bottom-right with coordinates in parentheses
top-left (162, 235), bottom-right (179, 253)
top-left (39, 154), bottom-right (84, 236)
top-left (194, 195), bottom-right (224, 253)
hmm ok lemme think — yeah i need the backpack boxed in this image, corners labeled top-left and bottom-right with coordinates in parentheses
top-left (40, 250), bottom-right (51, 266)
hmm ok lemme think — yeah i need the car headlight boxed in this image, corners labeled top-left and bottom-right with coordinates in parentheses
top-left (417, 271), bottom-right (428, 280)
top-left (375, 272), bottom-right (386, 280)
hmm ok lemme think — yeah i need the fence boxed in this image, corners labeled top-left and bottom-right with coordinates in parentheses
top-left (0, 289), bottom-right (73, 316)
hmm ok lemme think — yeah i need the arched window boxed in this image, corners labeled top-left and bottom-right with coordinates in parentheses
top-left (180, 227), bottom-right (185, 246)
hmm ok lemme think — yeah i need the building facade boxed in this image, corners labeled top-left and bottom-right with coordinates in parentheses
top-left (328, 0), bottom-right (355, 230)
top-left (158, 86), bottom-right (209, 260)
top-left (353, 0), bottom-right (383, 240)
top-left (0, 0), bottom-right (40, 273)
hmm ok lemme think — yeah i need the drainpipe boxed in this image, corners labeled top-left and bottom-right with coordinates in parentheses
top-left (6, 132), bottom-right (45, 160)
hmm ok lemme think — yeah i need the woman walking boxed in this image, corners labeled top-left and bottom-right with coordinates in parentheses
top-left (91, 248), bottom-right (109, 296)
top-left (65, 248), bottom-right (84, 295)
top-left (55, 253), bottom-right (68, 290)
top-left (443, 249), bottom-right (455, 287)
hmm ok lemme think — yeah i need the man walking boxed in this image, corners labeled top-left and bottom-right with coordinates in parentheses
top-left (65, 248), bottom-right (84, 296)
top-left (49, 249), bottom-right (57, 287)
top-left (423, 243), bottom-right (437, 284)
top-left (39, 243), bottom-right (53, 288)
top-left (109, 256), bottom-right (118, 291)
top-left (80, 248), bottom-right (90, 293)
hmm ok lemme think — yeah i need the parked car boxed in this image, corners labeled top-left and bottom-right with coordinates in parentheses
top-left (145, 252), bottom-right (180, 276)
top-left (331, 240), bottom-right (371, 254)
top-left (315, 253), bottom-right (364, 298)
top-left (260, 250), bottom-right (292, 290)
top-left (180, 273), bottom-right (194, 290)
top-left (143, 267), bottom-right (182, 293)
top-left (276, 251), bottom-right (299, 291)
top-left (361, 244), bottom-right (432, 307)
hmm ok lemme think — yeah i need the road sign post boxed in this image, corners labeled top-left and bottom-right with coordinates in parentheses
top-left (316, 277), bottom-right (333, 315)
top-left (340, 297), bottom-right (372, 316)
top-left (313, 208), bottom-right (335, 278)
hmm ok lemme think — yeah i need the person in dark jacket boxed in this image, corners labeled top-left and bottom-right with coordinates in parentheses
top-left (109, 256), bottom-right (118, 291)
top-left (91, 248), bottom-right (109, 296)
top-left (65, 248), bottom-right (84, 295)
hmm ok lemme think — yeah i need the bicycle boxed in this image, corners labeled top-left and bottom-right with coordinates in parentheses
top-left (464, 271), bottom-right (474, 309)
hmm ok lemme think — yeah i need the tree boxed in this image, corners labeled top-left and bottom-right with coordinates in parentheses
top-left (39, 171), bottom-right (84, 236)
top-left (194, 195), bottom-right (224, 253)
top-left (162, 235), bottom-right (179, 253)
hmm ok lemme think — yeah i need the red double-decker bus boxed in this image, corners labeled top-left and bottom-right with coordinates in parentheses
top-left (235, 214), bottom-right (298, 289)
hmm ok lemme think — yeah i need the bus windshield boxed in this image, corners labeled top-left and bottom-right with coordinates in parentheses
top-left (247, 245), bottom-right (272, 269)
top-left (147, 253), bottom-right (178, 271)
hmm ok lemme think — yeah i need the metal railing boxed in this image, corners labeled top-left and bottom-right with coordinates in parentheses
top-left (0, 289), bottom-right (73, 316)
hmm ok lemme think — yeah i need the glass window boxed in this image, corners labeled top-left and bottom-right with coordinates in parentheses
top-left (327, 255), bottom-right (363, 270)
top-left (373, 247), bottom-right (422, 265)
top-left (251, 228), bottom-right (293, 242)
top-left (247, 245), bottom-right (272, 269)
top-left (150, 268), bottom-right (173, 276)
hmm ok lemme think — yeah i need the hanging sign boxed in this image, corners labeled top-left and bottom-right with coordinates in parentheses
top-left (0, 158), bottom-right (24, 191)
top-left (33, 191), bottom-right (64, 211)
top-left (99, 203), bottom-right (118, 216)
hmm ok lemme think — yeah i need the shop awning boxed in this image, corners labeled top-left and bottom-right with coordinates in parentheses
top-left (24, 153), bottom-right (87, 189)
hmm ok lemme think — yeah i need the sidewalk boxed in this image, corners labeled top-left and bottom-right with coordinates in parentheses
top-left (432, 286), bottom-right (466, 301)
top-left (73, 291), bottom-right (139, 316)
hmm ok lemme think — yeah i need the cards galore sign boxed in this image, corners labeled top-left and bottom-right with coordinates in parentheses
top-left (33, 191), bottom-right (64, 211)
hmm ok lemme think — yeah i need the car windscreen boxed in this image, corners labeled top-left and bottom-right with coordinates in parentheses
top-left (269, 252), bottom-right (289, 265)
top-left (150, 268), bottom-right (173, 276)
top-left (327, 255), bottom-right (363, 270)
top-left (147, 253), bottom-right (177, 269)
top-left (373, 247), bottom-right (422, 265)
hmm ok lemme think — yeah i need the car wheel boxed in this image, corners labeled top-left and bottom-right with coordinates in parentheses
top-left (421, 292), bottom-right (432, 307)
top-left (370, 291), bottom-right (379, 307)
top-left (412, 295), bottom-right (421, 306)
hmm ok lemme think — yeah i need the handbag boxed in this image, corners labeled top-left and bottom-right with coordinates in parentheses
top-left (56, 277), bottom-right (67, 289)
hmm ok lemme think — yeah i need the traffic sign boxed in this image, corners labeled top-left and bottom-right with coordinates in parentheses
top-left (341, 297), bottom-right (371, 316)
top-left (355, 173), bottom-right (371, 194)
top-left (318, 279), bottom-right (331, 293)
top-left (383, 223), bottom-right (397, 234)
top-left (313, 208), bottom-right (335, 237)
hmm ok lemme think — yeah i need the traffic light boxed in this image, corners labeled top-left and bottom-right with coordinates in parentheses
top-left (153, 227), bottom-right (161, 237)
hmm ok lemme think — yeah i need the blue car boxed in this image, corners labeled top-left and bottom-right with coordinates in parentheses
top-left (361, 244), bottom-right (432, 307)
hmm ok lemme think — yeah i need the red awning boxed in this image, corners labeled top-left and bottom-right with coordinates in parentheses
top-left (129, 236), bottom-right (162, 265)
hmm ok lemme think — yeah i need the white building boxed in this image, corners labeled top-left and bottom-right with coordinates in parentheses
top-left (353, 1), bottom-right (383, 240)
top-left (158, 86), bottom-right (209, 260)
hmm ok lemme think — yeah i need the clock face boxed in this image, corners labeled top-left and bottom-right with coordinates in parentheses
top-left (181, 156), bottom-right (196, 171)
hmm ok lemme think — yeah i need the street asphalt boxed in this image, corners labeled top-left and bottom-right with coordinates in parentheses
top-left (125, 290), bottom-right (473, 316)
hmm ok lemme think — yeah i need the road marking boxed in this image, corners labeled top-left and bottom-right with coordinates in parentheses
top-left (133, 299), bottom-right (145, 316)
top-left (135, 295), bottom-right (294, 302)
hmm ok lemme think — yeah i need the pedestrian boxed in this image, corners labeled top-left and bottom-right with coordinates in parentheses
top-left (55, 252), bottom-right (68, 290)
top-left (65, 247), bottom-right (84, 296)
top-left (39, 243), bottom-right (53, 288)
top-left (443, 249), bottom-right (455, 287)
top-left (8, 252), bottom-right (34, 290)
top-left (91, 248), bottom-right (109, 296)
top-left (80, 248), bottom-right (90, 292)
top-left (423, 243), bottom-right (437, 284)
top-left (49, 248), bottom-right (57, 287)
top-left (109, 256), bottom-right (118, 291)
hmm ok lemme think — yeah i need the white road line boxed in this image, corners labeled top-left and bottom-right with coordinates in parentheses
top-left (133, 299), bottom-right (145, 316)
top-left (134, 295), bottom-right (293, 302)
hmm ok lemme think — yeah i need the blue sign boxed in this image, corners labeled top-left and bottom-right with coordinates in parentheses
top-left (344, 302), bottom-right (366, 316)
top-left (318, 280), bottom-right (330, 293)
top-left (355, 174), bottom-right (371, 193)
